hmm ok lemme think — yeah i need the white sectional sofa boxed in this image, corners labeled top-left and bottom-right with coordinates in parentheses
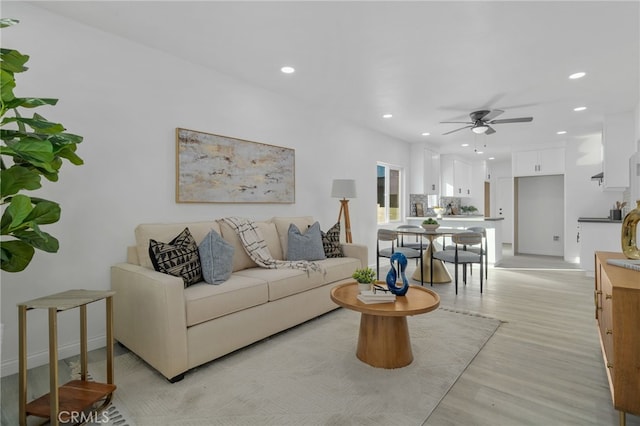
top-left (110, 216), bottom-right (367, 382)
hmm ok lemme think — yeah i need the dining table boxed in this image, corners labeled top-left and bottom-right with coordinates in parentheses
top-left (395, 226), bottom-right (469, 284)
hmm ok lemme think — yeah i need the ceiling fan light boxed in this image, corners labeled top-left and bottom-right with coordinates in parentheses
top-left (472, 124), bottom-right (489, 134)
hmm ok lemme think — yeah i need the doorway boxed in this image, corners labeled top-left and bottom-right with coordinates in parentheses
top-left (515, 175), bottom-right (564, 256)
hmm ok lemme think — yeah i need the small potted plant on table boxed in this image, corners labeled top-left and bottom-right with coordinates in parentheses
top-left (352, 267), bottom-right (376, 293)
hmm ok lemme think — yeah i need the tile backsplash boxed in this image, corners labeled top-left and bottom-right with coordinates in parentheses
top-left (409, 194), bottom-right (461, 216)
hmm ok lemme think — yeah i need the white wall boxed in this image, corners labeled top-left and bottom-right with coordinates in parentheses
top-left (0, 3), bottom-right (411, 375)
top-left (563, 133), bottom-right (624, 262)
top-left (517, 175), bottom-right (565, 256)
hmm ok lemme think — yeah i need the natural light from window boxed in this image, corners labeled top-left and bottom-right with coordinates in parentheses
top-left (377, 163), bottom-right (402, 224)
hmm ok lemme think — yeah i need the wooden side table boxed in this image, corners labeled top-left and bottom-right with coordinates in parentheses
top-left (18, 289), bottom-right (116, 426)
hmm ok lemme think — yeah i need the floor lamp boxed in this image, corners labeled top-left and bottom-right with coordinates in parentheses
top-left (331, 179), bottom-right (356, 243)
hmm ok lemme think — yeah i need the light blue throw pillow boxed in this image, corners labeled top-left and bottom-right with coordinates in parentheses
top-left (287, 221), bottom-right (327, 261)
top-left (198, 229), bottom-right (234, 284)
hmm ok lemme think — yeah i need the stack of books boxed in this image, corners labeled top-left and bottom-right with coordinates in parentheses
top-left (357, 290), bottom-right (396, 304)
top-left (607, 258), bottom-right (640, 272)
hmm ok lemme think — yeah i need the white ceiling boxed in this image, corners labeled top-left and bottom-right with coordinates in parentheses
top-left (30, 1), bottom-right (639, 161)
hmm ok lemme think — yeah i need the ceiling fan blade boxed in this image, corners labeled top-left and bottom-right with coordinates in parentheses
top-left (490, 117), bottom-right (533, 124)
top-left (440, 121), bottom-right (473, 124)
top-left (485, 126), bottom-right (496, 135)
top-left (482, 109), bottom-right (504, 121)
top-left (442, 125), bottom-right (472, 135)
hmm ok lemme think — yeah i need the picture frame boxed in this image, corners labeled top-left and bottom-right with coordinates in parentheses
top-left (176, 128), bottom-right (295, 203)
top-left (415, 203), bottom-right (424, 217)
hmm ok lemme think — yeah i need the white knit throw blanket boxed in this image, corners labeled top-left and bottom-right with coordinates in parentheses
top-left (220, 217), bottom-right (323, 275)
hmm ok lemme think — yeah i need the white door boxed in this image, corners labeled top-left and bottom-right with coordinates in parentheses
top-left (517, 175), bottom-right (564, 256)
top-left (496, 177), bottom-right (513, 244)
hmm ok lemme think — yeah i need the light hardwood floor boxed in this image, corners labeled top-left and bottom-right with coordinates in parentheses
top-left (420, 251), bottom-right (640, 426)
top-left (3, 250), bottom-right (638, 425)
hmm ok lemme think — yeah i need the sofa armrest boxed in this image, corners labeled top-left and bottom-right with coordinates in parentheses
top-left (341, 243), bottom-right (368, 269)
top-left (111, 263), bottom-right (189, 380)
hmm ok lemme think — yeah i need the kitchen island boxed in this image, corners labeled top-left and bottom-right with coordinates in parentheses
top-left (406, 216), bottom-right (504, 264)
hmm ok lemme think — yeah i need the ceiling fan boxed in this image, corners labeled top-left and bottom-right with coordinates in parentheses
top-left (441, 109), bottom-right (533, 135)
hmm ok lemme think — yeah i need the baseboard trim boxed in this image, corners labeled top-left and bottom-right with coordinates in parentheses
top-left (1, 334), bottom-right (107, 377)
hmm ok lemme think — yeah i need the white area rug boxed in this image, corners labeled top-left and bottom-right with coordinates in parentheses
top-left (92, 307), bottom-right (501, 426)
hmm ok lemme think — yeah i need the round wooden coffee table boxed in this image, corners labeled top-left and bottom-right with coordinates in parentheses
top-left (330, 282), bottom-right (440, 368)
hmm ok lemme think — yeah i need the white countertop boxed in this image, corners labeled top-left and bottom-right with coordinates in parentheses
top-left (407, 216), bottom-right (504, 221)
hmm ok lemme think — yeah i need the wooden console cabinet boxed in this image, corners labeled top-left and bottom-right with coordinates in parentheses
top-left (594, 252), bottom-right (640, 426)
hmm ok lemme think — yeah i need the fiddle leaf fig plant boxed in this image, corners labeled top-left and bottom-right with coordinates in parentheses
top-left (1, 18), bottom-right (84, 272)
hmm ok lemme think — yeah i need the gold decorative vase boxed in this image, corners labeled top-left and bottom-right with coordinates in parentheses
top-left (621, 200), bottom-right (640, 259)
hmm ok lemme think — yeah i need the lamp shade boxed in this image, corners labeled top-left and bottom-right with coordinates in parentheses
top-left (331, 179), bottom-right (357, 199)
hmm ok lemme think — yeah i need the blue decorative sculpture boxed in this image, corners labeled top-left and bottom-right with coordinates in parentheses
top-left (386, 252), bottom-right (410, 296)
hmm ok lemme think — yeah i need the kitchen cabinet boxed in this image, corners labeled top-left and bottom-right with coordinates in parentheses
top-left (578, 220), bottom-right (622, 275)
top-left (423, 148), bottom-right (440, 195)
top-left (594, 252), bottom-right (640, 425)
top-left (512, 148), bottom-right (565, 177)
top-left (602, 111), bottom-right (635, 191)
top-left (441, 156), bottom-right (471, 197)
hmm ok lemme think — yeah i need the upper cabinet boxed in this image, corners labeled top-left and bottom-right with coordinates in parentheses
top-left (602, 111), bottom-right (635, 191)
top-left (512, 148), bottom-right (565, 177)
top-left (424, 148), bottom-right (440, 195)
top-left (441, 155), bottom-right (472, 197)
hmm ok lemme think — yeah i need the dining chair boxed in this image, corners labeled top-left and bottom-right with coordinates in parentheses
top-left (376, 229), bottom-right (421, 281)
top-left (466, 226), bottom-right (488, 279)
top-left (396, 225), bottom-right (428, 250)
top-left (431, 232), bottom-right (483, 294)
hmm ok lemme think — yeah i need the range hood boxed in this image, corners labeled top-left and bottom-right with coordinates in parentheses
top-left (591, 172), bottom-right (604, 185)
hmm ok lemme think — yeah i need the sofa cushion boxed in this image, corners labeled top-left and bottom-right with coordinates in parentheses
top-left (235, 267), bottom-right (325, 301)
top-left (184, 275), bottom-right (268, 326)
top-left (198, 229), bottom-right (234, 284)
top-left (148, 228), bottom-right (202, 287)
top-left (321, 222), bottom-right (344, 258)
top-left (218, 220), bottom-right (283, 272)
top-left (318, 257), bottom-right (362, 284)
top-left (273, 216), bottom-right (315, 256)
top-left (135, 221), bottom-right (220, 269)
top-left (287, 221), bottom-right (326, 261)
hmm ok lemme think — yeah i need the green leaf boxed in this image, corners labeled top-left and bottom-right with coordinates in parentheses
top-left (0, 239), bottom-right (35, 272)
top-left (25, 199), bottom-right (60, 225)
top-left (0, 166), bottom-right (42, 197)
top-left (0, 18), bottom-right (19, 29)
top-left (3, 194), bottom-right (33, 231)
top-left (0, 68), bottom-right (17, 106)
top-left (12, 229), bottom-right (59, 253)
top-left (0, 48), bottom-right (29, 73)
top-left (3, 97), bottom-right (58, 110)
top-left (1, 116), bottom-right (65, 134)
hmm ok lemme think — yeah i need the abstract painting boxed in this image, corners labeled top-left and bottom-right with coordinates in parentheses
top-left (176, 128), bottom-right (295, 203)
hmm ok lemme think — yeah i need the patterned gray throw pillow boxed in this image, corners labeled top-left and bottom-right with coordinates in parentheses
top-left (322, 222), bottom-right (344, 258)
top-left (198, 229), bottom-right (234, 284)
top-left (287, 221), bottom-right (327, 261)
top-left (148, 227), bottom-right (202, 287)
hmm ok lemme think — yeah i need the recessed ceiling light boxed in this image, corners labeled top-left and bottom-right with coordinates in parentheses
top-left (476, 151), bottom-right (484, 155)
top-left (574, 106), bottom-right (587, 111)
top-left (280, 66), bottom-right (295, 74)
top-left (421, 132), bottom-right (430, 136)
top-left (557, 130), bottom-right (567, 135)
top-left (569, 72), bottom-right (586, 79)
top-left (488, 157), bottom-right (495, 160)
top-left (382, 114), bottom-right (393, 119)
top-left (461, 143), bottom-right (469, 147)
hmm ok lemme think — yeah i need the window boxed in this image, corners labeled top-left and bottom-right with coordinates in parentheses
top-left (377, 163), bottom-right (403, 224)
